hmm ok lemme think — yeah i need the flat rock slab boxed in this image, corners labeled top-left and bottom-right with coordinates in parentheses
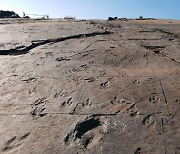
top-left (0, 18), bottom-right (179, 154)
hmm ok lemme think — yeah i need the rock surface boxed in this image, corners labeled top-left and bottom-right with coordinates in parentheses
top-left (0, 18), bottom-right (180, 154)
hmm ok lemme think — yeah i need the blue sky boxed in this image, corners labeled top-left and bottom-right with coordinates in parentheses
top-left (0, 0), bottom-right (180, 19)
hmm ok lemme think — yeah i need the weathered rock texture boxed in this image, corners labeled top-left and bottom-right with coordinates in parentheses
top-left (0, 18), bottom-right (180, 154)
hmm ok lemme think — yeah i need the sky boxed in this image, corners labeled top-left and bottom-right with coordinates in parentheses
top-left (0, 0), bottom-right (180, 20)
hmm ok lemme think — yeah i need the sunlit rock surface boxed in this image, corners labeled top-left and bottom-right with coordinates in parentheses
top-left (0, 18), bottom-right (179, 154)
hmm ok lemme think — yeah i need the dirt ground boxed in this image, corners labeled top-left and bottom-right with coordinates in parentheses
top-left (0, 18), bottom-right (179, 154)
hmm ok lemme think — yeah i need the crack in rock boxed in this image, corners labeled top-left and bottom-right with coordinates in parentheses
top-left (0, 31), bottom-right (112, 56)
top-left (154, 29), bottom-right (180, 39)
top-left (141, 45), bottom-right (166, 50)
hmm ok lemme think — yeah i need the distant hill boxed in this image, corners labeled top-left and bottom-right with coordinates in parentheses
top-left (0, 10), bottom-right (20, 18)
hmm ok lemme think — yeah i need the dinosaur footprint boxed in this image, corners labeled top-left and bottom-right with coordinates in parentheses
top-left (2, 132), bottom-right (30, 152)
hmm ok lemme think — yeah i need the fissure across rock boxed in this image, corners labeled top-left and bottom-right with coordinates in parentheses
top-left (0, 31), bottom-right (112, 56)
